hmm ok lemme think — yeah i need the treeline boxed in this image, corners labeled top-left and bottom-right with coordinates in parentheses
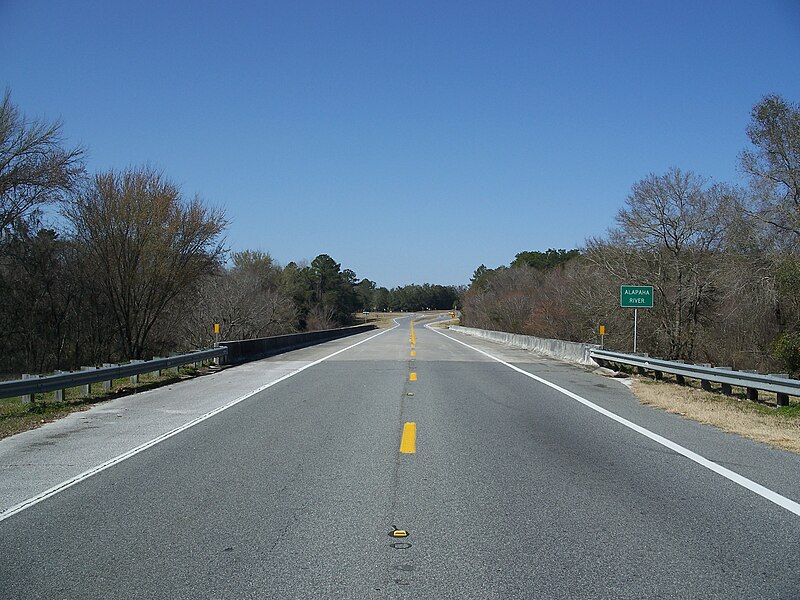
top-left (369, 283), bottom-right (463, 313)
top-left (0, 91), bottom-right (460, 376)
top-left (463, 94), bottom-right (800, 375)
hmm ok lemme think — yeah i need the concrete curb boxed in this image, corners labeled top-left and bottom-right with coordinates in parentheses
top-left (448, 325), bottom-right (599, 366)
top-left (220, 324), bottom-right (376, 364)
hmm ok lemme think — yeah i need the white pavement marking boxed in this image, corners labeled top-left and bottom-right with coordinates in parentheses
top-left (429, 325), bottom-right (800, 518)
top-left (0, 324), bottom-right (400, 523)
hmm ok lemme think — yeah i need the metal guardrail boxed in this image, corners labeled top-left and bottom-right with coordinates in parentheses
top-left (590, 349), bottom-right (798, 406)
top-left (0, 347), bottom-right (227, 401)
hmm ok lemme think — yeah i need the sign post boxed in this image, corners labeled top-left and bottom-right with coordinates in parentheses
top-left (620, 286), bottom-right (653, 353)
top-left (599, 325), bottom-right (605, 349)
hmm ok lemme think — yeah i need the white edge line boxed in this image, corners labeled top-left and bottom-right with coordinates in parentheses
top-left (0, 323), bottom-right (400, 523)
top-left (427, 324), bottom-right (800, 518)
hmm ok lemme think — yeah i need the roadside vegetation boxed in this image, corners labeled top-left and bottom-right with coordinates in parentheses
top-left (462, 95), bottom-right (800, 379)
top-left (628, 377), bottom-right (800, 454)
top-left (0, 89), bottom-right (460, 380)
top-left (3, 88), bottom-right (798, 444)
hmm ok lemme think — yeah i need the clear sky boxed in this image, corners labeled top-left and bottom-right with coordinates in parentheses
top-left (2, 1), bottom-right (799, 288)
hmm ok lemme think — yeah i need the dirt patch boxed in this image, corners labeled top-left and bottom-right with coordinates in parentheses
top-left (628, 378), bottom-right (800, 454)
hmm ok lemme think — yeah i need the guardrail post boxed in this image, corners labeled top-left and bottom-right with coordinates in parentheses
top-left (716, 367), bottom-right (732, 395)
top-left (53, 370), bottom-right (66, 401)
top-left (700, 365), bottom-right (712, 391)
top-left (770, 375), bottom-right (791, 406)
top-left (21, 374), bottom-right (38, 404)
top-left (102, 364), bottom-right (114, 391)
top-left (152, 357), bottom-right (163, 377)
top-left (129, 360), bottom-right (144, 384)
top-left (80, 366), bottom-right (97, 395)
top-left (670, 360), bottom-right (686, 385)
top-left (743, 371), bottom-right (759, 402)
top-left (651, 357), bottom-right (664, 381)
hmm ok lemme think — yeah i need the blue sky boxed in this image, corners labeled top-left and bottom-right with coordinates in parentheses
top-left (2, 1), bottom-right (799, 287)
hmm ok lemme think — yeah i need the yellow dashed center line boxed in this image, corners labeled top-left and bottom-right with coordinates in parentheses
top-left (401, 324), bottom-right (418, 455)
top-left (400, 422), bottom-right (417, 453)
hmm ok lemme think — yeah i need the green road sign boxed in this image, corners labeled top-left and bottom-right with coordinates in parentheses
top-left (620, 285), bottom-right (654, 308)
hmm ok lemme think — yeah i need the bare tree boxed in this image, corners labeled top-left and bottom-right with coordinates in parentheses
top-left (64, 166), bottom-right (227, 359)
top-left (0, 89), bottom-right (84, 234)
top-left (738, 95), bottom-right (800, 371)
top-left (462, 266), bottom-right (543, 333)
top-left (740, 94), bottom-right (800, 241)
top-left (585, 168), bottom-right (729, 359)
top-left (179, 252), bottom-right (297, 348)
top-left (305, 303), bottom-right (338, 331)
top-left (223, 250), bottom-right (295, 338)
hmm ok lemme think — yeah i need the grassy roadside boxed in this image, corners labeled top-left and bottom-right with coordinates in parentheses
top-left (412, 311), bottom-right (458, 327)
top-left (365, 311), bottom-right (455, 329)
top-left (0, 363), bottom-right (221, 440)
top-left (366, 312), bottom-right (408, 328)
top-left (426, 317), bottom-right (459, 328)
top-left (624, 375), bottom-right (800, 454)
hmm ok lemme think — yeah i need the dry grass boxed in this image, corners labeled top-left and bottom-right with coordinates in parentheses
top-left (428, 318), bottom-right (459, 328)
top-left (629, 378), bottom-right (800, 454)
top-left (365, 312), bottom-right (409, 328)
top-left (365, 311), bottom-right (456, 329)
top-left (411, 311), bottom-right (458, 327)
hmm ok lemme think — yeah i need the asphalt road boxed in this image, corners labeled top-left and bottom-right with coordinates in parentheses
top-left (2, 317), bottom-right (799, 598)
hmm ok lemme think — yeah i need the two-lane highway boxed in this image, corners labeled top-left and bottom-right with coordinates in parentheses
top-left (2, 317), bottom-right (799, 598)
